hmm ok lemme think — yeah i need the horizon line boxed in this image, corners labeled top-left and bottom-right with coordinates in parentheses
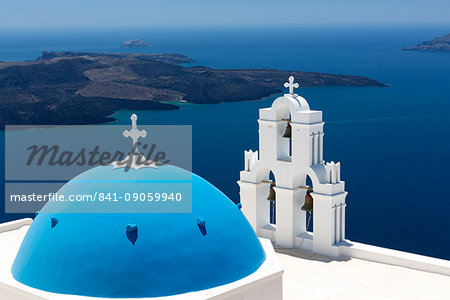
top-left (0, 22), bottom-right (449, 31)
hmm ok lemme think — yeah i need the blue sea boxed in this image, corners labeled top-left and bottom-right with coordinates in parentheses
top-left (1, 25), bottom-right (450, 260)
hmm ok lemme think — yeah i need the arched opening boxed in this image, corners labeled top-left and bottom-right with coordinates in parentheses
top-left (305, 175), bottom-right (314, 233)
top-left (285, 113), bottom-right (293, 158)
top-left (276, 103), bottom-right (292, 161)
top-left (292, 170), bottom-right (320, 237)
top-left (268, 171), bottom-right (276, 224)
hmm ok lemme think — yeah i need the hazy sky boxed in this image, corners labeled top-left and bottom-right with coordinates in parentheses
top-left (1, 0), bottom-right (449, 28)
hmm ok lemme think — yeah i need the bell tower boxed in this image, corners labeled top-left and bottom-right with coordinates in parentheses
top-left (238, 76), bottom-right (348, 257)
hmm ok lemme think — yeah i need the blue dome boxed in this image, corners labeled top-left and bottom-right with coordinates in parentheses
top-left (12, 165), bottom-right (265, 298)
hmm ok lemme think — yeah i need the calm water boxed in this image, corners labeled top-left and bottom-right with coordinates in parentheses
top-left (1, 25), bottom-right (450, 259)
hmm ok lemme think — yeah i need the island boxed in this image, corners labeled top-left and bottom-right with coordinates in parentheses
top-left (0, 51), bottom-right (387, 128)
top-left (120, 39), bottom-right (149, 48)
top-left (403, 33), bottom-right (450, 52)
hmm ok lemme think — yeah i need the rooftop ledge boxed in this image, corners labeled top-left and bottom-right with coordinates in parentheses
top-left (1, 219), bottom-right (449, 300)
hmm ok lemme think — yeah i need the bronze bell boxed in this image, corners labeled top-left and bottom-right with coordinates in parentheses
top-left (267, 183), bottom-right (276, 201)
top-left (282, 122), bottom-right (292, 138)
top-left (301, 190), bottom-right (313, 211)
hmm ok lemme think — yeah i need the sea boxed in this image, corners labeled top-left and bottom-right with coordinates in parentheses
top-left (1, 25), bottom-right (449, 260)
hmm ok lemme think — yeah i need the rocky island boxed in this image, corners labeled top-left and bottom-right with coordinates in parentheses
top-left (120, 39), bottom-right (149, 48)
top-left (0, 51), bottom-right (387, 128)
top-left (403, 33), bottom-right (450, 52)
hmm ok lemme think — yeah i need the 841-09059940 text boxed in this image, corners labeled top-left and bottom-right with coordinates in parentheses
top-left (9, 192), bottom-right (183, 203)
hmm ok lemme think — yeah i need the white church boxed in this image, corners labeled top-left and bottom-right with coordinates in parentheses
top-left (0, 77), bottom-right (449, 299)
top-left (239, 76), bottom-right (346, 256)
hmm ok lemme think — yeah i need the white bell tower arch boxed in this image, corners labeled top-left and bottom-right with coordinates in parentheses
top-left (238, 76), bottom-right (348, 257)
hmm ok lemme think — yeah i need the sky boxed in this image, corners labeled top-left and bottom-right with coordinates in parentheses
top-left (0, 0), bottom-right (449, 28)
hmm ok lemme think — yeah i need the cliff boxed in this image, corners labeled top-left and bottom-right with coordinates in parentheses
top-left (403, 34), bottom-right (450, 52)
top-left (0, 51), bottom-right (387, 127)
top-left (120, 39), bottom-right (149, 48)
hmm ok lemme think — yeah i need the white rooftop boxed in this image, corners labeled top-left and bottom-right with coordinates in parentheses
top-left (1, 220), bottom-right (449, 300)
top-left (276, 247), bottom-right (450, 300)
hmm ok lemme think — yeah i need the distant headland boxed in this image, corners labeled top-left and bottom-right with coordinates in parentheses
top-left (0, 51), bottom-right (387, 128)
top-left (120, 39), bottom-right (149, 48)
top-left (403, 33), bottom-right (450, 52)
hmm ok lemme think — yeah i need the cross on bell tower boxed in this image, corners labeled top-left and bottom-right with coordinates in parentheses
top-left (238, 76), bottom-right (348, 257)
top-left (284, 76), bottom-right (299, 95)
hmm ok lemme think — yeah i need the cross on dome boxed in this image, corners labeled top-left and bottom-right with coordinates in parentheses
top-left (123, 114), bottom-right (147, 153)
top-left (110, 114), bottom-right (157, 170)
top-left (284, 76), bottom-right (299, 95)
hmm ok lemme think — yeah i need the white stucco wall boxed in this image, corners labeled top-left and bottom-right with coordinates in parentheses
top-left (338, 240), bottom-right (450, 276)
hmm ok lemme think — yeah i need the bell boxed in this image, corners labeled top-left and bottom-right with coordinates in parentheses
top-left (282, 122), bottom-right (292, 138)
top-left (267, 183), bottom-right (276, 201)
top-left (301, 190), bottom-right (313, 211)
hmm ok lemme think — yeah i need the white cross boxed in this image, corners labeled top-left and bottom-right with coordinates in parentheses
top-left (123, 114), bottom-right (147, 153)
top-left (284, 76), bottom-right (299, 95)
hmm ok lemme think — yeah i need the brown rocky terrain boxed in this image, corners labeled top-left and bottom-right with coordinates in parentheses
top-left (0, 51), bottom-right (387, 128)
top-left (403, 33), bottom-right (450, 52)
